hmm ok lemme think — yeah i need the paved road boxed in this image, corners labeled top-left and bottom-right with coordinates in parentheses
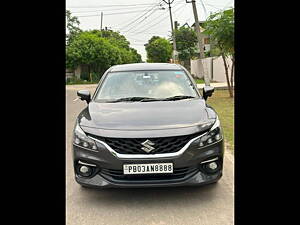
top-left (66, 85), bottom-right (234, 225)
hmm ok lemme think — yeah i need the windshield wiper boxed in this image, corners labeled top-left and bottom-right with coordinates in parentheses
top-left (107, 95), bottom-right (195, 102)
top-left (108, 97), bottom-right (158, 103)
top-left (162, 95), bottom-right (195, 101)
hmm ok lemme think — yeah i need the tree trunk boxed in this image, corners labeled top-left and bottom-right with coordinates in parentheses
top-left (88, 65), bottom-right (92, 82)
top-left (230, 57), bottom-right (235, 95)
top-left (221, 54), bottom-right (233, 97)
top-left (183, 59), bottom-right (191, 73)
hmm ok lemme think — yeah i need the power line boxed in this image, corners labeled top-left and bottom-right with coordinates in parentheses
top-left (123, 9), bottom-right (170, 33)
top-left (126, 3), bottom-right (182, 35)
top-left (118, 0), bottom-right (185, 33)
top-left (127, 37), bottom-right (147, 42)
top-left (77, 9), bottom-right (162, 17)
top-left (117, 1), bottom-right (163, 32)
top-left (125, 14), bottom-right (168, 34)
top-left (123, 7), bottom-right (163, 33)
top-left (202, 1), bottom-right (229, 10)
top-left (120, 7), bottom-right (159, 32)
top-left (77, 14), bottom-right (100, 18)
top-left (113, 5), bottom-right (157, 30)
top-left (124, 31), bottom-right (169, 35)
top-left (173, 2), bottom-right (188, 21)
top-left (199, 0), bottom-right (208, 19)
top-left (223, 0), bottom-right (234, 9)
top-left (71, 6), bottom-right (153, 14)
top-left (67, 3), bottom-right (158, 8)
top-left (130, 44), bottom-right (145, 46)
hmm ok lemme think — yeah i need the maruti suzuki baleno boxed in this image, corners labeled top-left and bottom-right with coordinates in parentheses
top-left (73, 63), bottom-right (224, 188)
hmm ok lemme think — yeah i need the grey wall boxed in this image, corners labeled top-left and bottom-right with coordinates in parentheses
top-left (191, 56), bottom-right (234, 83)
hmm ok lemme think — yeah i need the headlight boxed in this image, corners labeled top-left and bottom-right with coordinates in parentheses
top-left (73, 122), bottom-right (98, 151)
top-left (199, 117), bottom-right (223, 148)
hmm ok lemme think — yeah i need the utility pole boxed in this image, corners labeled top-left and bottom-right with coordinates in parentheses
top-left (100, 12), bottom-right (103, 30)
top-left (186, 0), bottom-right (210, 86)
top-left (174, 21), bottom-right (178, 30)
top-left (163, 0), bottom-right (177, 63)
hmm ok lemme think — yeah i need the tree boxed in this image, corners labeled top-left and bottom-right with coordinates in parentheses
top-left (203, 8), bottom-right (234, 97)
top-left (129, 47), bottom-right (142, 63)
top-left (66, 32), bottom-right (121, 81)
top-left (90, 29), bottom-right (130, 50)
top-left (145, 37), bottom-right (172, 63)
top-left (147, 36), bottom-right (161, 45)
top-left (66, 30), bottom-right (142, 81)
top-left (66, 10), bottom-right (82, 45)
top-left (90, 29), bottom-right (142, 63)
top-left (174, 26), bottom-right (198, 72)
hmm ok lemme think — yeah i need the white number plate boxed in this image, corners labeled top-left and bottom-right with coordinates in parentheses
top-left (123, 163), bottom-right (173, 175)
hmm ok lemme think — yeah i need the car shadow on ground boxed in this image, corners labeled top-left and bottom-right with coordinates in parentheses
top-left (78, 182), bottom-right (222, 208)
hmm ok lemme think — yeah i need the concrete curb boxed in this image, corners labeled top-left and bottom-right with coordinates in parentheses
top-left (198, 86), bottom-right (233, 90)
top-left (197, 83), bottom-right (234, 90)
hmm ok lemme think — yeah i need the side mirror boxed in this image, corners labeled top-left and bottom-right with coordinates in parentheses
top-left (203, 86), bottom-right (214, 100)
top-left (77, 90), bottom-right (91, 103)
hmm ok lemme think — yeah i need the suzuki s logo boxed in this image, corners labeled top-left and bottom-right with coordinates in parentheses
top-left (141, 140), bottom-right (155, 153)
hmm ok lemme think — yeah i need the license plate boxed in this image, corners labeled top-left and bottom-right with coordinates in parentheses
top-left (123, 163), bottom-right (173, 175)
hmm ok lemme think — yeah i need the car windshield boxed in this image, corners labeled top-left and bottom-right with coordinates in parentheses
top-left (95, 70), bottom-right (198, 102)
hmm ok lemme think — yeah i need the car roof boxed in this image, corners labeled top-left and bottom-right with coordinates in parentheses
top-left (109, 63), bottom-right (183, 72)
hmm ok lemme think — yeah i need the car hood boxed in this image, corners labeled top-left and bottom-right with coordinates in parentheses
top-left (78, 99), bottom-right (217, 138)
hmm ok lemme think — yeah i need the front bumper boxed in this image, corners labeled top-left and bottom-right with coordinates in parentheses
top-left (75, 170), bottom-right (222, 188)
top-left (72, 138), bottom-right (224, 188)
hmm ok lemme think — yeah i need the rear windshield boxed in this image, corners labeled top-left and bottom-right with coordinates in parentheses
top-left (95, 70), bottom-right (198, 101)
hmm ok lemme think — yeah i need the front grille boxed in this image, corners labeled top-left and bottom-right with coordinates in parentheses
top-left (88, 132), bottom-right (204, 154)
top-left (100, 167), bottom-right (198, 182)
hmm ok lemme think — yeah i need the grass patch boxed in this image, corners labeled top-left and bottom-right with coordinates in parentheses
top-left (66, 77), bottom-right (97, 85)
top-left (206, 90), bottom-right (234, 152)
top-left (195, 78), bottom-right (219, 84)
top-left (195, 79), bottom-right (205, 84)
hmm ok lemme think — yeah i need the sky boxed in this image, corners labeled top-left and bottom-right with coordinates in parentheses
top-left (66, 0), bottom-right (234, 61)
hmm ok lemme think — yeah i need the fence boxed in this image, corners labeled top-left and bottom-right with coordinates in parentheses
top-left (190, 56), bottom-right (233, 83)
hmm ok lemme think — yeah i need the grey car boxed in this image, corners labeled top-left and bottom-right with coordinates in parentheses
top-left (72, 63), bottom-right (224, 188)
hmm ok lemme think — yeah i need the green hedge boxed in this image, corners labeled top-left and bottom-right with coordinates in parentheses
top-left (66, 77), bottom-right (97, 85)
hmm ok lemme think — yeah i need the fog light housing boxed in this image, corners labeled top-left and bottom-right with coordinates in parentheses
top-left (78, 165), bottom-right (92, 177)
top-left (208, 162), bottom-right (218, 170)
top-left (200, 157), bottom-right (221, 174)
top-left (80, 166), bottom-right (89, 173)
